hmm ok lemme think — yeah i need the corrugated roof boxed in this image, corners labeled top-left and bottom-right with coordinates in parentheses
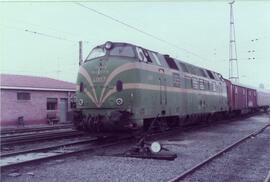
top-left (0, 74), bottom-right (76, 91)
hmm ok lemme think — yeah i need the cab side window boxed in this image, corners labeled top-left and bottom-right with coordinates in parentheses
top-left (136, 47), bottom-right (152, 63)
top-left (206, 70), bottom-right (215, 79)
top-left (143, 50), bottom-right (152, 63)
top-left (178, 62), bottom-right (189, 73)
top-left (136, 47), bottom-right (147, 62)
top-left (149, 52), bottom-right (162, 66)
top-left (164, 55), bottom-right (179, 70)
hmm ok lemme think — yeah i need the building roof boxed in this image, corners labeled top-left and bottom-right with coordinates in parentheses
top-left (0, 74), bottom-right (76, 92)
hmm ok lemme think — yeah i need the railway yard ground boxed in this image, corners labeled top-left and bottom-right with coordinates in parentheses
top-left (1, 113), bottom-right (270, 182)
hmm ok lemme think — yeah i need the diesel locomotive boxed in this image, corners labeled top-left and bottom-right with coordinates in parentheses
top-left (72, 41), bottom-right (270, 133)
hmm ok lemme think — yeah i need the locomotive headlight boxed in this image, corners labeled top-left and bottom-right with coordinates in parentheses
top-left (105, 41), bottom-right (113, 50)
top-left (78, 99), bottom-right (84, 106)
top-left (115, 98), bottom-right (123, 105)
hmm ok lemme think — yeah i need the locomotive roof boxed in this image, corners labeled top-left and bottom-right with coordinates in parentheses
top-left (99, 41), bottom-right (222, 76)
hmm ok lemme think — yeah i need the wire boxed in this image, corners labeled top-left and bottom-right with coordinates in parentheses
top-left (0, 23), bottom-right (93, 45)
top-left (7, 18), bottom-right (80, 38)
top-left (74, 2), bottom-right (210, 62)
top-left (0, 24), bottom-right (76, 42)
top-left (24, 29), bottom-right (75, 42)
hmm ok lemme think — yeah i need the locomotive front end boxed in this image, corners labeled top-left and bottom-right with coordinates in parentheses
top-left (73, 42), bottom-right (139, 132)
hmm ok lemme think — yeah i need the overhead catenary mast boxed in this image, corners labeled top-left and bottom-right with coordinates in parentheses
top-left (79, 41), bottom-right (83, 65)
top-left (229, 0), bottom-right (239, 82)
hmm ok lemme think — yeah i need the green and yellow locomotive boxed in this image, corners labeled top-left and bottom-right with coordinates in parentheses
top-left (73, 41), bottom-right (228, 133)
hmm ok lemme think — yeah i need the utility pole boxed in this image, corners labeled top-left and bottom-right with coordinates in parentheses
top-left (229, 0), bottom-right (239, 82)
top-left (56, 57), bottom-right (61, 79)
top-left (79, 41), bottom-right (83, 65)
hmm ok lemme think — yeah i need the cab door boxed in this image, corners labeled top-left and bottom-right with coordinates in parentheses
top-left (159, 68), bottom-right (167, 114)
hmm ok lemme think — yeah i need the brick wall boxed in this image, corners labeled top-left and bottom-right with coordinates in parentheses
top-left (0, 89), bottom-right (75, 126)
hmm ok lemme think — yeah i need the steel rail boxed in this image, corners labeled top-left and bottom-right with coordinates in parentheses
top-left (168, 123), bottom-right (270, 182)
top-left (1, 131), bottom-right (84, 146)
top-left (264, 170), bottom-right (270, 182)
top-left (0, 137), bottom-right (96, 158)
top-left (0, 135), bottom-right (134, 170)
top-left (1, 130), bottom-right (80, 140)
top-left (146, 112), bottom-right (260, 141)
top-left (0, 124), bottom-right (73, 135)
top-left (0, 128), bottom-right (74, 139)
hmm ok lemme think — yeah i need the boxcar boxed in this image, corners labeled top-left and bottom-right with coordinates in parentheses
top-left (247, 88), bottom-right (257, 109)
top-left (257, 89), bottom-right (270, 111)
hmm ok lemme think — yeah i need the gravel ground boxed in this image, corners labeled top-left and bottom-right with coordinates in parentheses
top-left (1, 114), bottom-right (270, 182)
top-left (183, 126), bottom-right (270, 182)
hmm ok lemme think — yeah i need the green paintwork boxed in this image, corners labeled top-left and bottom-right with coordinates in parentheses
top-left (74, 42), bottom-right (229, 130)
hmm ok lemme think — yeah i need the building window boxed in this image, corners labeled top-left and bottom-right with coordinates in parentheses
top-left (47, 98), bottom-right (57, 110)
top-left (17, 92), bottom-right (31, 100)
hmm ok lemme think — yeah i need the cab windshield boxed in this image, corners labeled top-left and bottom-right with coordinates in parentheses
top-left (109, 45), bottom-right (135, 57)
top-left (85, 47), bottom-right (106, 61)
top-left (85, 43), bottom-right (135, 62)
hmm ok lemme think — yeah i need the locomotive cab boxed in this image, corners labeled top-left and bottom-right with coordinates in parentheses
top-left (74, 42), bottom-right (149, 132)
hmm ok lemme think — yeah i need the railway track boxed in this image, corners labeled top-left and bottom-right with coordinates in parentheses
top-left (0, 124), bottom-right (192, 169)
top-left (1, 130), bottom-right (84, 147)
top-left (0, 137), bottom-right (96, 158)
top-left (264, 170), bottom-right (270, 182)
top-left (1, 113), bottom-right (267, 173)
top-left (0, 128), bottom-right (74, 139)
top-left (145, 113), bottom-right (262, 142)
top-left (0, 124), bottom-right (73, 135)
top-left (0, 135), bottom-right (134, 170)
top-left (168, 123), bottom-right (270, 182)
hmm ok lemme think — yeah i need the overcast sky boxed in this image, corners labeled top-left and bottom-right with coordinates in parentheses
top-left (0, 0), bottom-right (269, 89)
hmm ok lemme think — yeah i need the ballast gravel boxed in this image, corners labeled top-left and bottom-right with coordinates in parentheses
top-left (182, 126), bottom-right (270, 182)
top-left (1, 114), bottom-right (270, 182)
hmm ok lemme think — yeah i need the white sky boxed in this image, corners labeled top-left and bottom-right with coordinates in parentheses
top-left (0, 0), bottom-right (269, 88)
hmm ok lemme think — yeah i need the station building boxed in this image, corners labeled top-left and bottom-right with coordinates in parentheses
top-left (0, 74), bottom-right (76, 126)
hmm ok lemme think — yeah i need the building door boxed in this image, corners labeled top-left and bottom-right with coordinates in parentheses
top-left (60, 98), bottom-right (68, 123)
